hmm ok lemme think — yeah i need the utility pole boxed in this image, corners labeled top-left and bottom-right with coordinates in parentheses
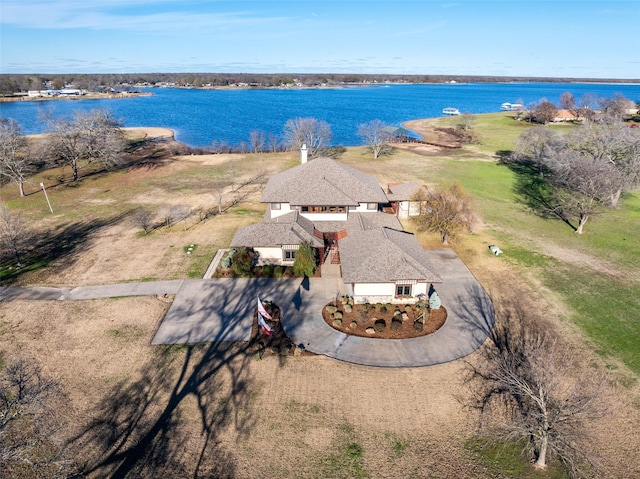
top-left (40, 182), bottom-right (53, 213)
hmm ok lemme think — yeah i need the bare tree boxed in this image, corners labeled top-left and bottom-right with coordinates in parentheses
top-left (249, 130), bottom-right (266, 153)
top-left (282, 117), bottom-right (332, 159)
top-left (534, 100), bottom-right (558, 124)
top-left (267, 133), bottom-right (280, 153)
top-left (158, 204), bottom-right (189, 228)
top-left (0, 357), bottom-right (75, 477)
top-left (513, 126), bottom-right (564, 171)
top-left (559, 91), bottom-right (576, 112)
top-left (132, 208), bottom-right (155, 234)
top-left (565, 122), bottom-right (640, 208)
top-left (357, 119), bottom-right (394, 159)
top-left (599, 94), bottom-right (635, 122)
top-left (464, 301), bottom-right (609, 478)
top-left (0, 118), bottom-right (34, 197)
top-left (577, 94), bottom-right (598, 122)
top-left (0, 204), bottom-right (30, 266)
top-left (550, 151), bottom-right (624, 233)
top-left (212, 176), bottom-right (232, 214)
top-left (410, 183), bottom-right (476, 244)
top-left (43, 109), bottom-right (125, 181)
top-left (455, 113), bottom-right (479, 143)
top-left (512, 123), bottom-right (639, 233)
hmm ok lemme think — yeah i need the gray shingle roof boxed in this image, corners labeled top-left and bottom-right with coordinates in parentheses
top-left (339, 227), bottom-right (441, 284)
top-left (346, 212), bottom-right (403, 231)
top-left (261, 157), bottom-right (389, 206)
top-left (230, 211), bottom-right (323, 248)
top-left (386, 182), bottom-right (423, 201)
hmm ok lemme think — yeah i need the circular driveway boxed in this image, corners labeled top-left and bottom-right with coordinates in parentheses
top-left (280, 249), bottom-right (495, 367)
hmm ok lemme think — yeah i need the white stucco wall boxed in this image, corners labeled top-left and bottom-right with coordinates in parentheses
top-left (352, 281), bottom-right (429, 304)
top-left (255, 247), bottom-right (284, 264)
top-left (268, 203), bottom-right (294, 219)
top-left (397, 201), bottom-right (409, 219)
top-left (351, 203), bottom-right (380, 213)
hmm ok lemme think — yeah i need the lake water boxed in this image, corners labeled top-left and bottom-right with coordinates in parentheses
top-left (1, 83), bottom-right (639, 148)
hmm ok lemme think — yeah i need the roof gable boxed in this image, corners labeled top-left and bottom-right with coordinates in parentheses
top-left (230, 211), bottom-right (323, 248)
top-left (339, 227), bottom-right (441, 284)
top-left (261, 157), bottom-right (389, 206)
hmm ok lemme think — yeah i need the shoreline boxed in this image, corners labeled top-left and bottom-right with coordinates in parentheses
top-left (0, 91), bottom-right (153, 103)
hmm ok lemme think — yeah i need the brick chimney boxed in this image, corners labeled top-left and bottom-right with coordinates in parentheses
top-left (301, 144), bottom-right (308, 164)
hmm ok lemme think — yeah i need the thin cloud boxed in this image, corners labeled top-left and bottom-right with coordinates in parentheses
top-left (1, 1), bottom-right (289, 33)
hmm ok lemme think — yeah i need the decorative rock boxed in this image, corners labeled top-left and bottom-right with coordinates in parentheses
top-left (344, 304), bottom-right (352, 313)
top-left (326, 305), bottom-right (338, 314)
top-left (401, 312), bottom-right (409, 321)
top-left (349, 321), bottom-right (357, 329)
top-left (334, 311), bottom-right (343, 320)
top-left (332, 319), bottom-right (342, 328)
top-left (365, 327), bottom-right (375, 335)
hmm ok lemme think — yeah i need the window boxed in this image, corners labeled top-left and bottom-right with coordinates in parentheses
top-left (271, 203), bottom-right (281, 210)
top-left (367, 203), bottom-right (377, 210)
top-left (283, 250), bottom-right (296, 261)
top-left (396, 285), bottom-right (412, 297)
top-left (300, 206), bottom-right (346, 213)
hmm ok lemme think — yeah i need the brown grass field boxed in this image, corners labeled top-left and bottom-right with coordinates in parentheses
top-left (0, 127), bottom-right (638, 478)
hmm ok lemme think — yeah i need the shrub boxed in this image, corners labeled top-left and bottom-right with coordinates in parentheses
top-left (220, 248), bottom-right (236, 269)
top-left (334, 311), bottom-right (343, 320)
top-left (429, 291), bottom-right (442, 310)
top-left (349, 321), bottom-right (357, 329)
top-left (413, 321), bottom-right (424, 332)
top-left (375, 302), bottom-right (382, 309)
top-left (262, 264), bottom-right (274, 277)
top-left (374, 319), bottom-right (386, 332)
top-left (391, 319), bottom-right (402, 331)
top-left (344, 304), bottom-right (352, 313)
top-left (379, 306), bottom-right (387, 314)
top-left (293, 241), bottom-right (317, 277)
top-left (273, 266), bottom-right (284, 278)
top-left (326, 305), bottom-right (338, 314)
top-left (232, 247), bottom-right (255, 276)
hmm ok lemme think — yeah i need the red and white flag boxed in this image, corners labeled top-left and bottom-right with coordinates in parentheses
top-left (258, 312), bottom-right (272, 336)
top-left (257, 296), bottom-right (272, 320)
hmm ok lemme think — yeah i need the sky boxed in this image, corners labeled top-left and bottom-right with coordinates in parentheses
top-left (1, 0), bottom-right (639, 79)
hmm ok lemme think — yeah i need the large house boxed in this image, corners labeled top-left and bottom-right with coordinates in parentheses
top-left (230, 153), bottom-right (441, 304)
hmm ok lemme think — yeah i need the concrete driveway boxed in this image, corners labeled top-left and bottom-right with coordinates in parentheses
top-left (1, 249), bottom-right (494, 368)
top-left (151, 278), bottom-right (301, 344)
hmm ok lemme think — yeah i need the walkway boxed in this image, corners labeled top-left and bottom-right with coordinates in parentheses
top-left (0, 250), bottom-right (494, 368)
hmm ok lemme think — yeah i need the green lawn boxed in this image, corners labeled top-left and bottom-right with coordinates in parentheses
top-left (418, 115), bottom-right (640, 375)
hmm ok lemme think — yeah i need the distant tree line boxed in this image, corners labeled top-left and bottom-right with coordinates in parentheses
top-left (2, 72), bottom-right (640, 96)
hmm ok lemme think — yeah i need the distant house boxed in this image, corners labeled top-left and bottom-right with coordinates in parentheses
top-left (552, 109), bottom-right (578, 123)
top-left (230, 153), bottom-right (442, 303)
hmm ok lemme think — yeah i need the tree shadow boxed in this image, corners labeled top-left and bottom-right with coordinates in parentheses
top-left (501, 159), bottom-right (577, 231)
top-left (1, 211), bottom-right (133, 285)
top-left (71, 278), bottom-right (305, 477)
top-left (71, 342), bottom-right (255, 478)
